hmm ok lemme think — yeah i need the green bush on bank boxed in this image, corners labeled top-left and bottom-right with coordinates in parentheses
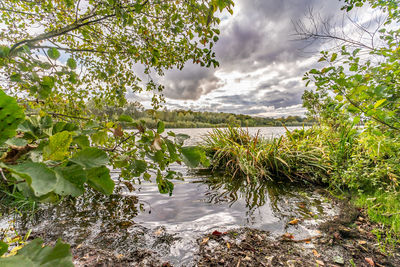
top-left (202, 124), bottom-right (400, 236)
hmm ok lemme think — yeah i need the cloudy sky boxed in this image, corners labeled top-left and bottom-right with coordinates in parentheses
top-left (134, 0), bottom-right (374, 117)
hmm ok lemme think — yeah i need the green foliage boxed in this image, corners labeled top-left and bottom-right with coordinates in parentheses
top-left (0, 0), bottom-right (233, 204)
top-left (43, 131), bottom-right (73, 161)
top-left (0, 238), bottom-right (73, 267)
top-left (70, 147), bottom-right (109, 169)
top-left (0, 90), bottom-right (24, 145)
top-left (86, 166), bottom-right (114, 195)
top-left (0, 241), bottom-right (8, 257)
top-left (303, 1), bottom-right (400, 133)
top-left (356, 191), bottom-right (400, 234)
top-left (5, 162), bottom-right (58, 197)
top-left (181, 146), bottom-right (210, 168)
top-left (300, 0), bottom-right (400, 233)
top-left (0, 0), bottom-right (234, 113)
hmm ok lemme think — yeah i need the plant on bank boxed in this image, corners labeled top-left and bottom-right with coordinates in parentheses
top-left (302, 0), bottom-right (400, 237)
top-left (202, 127), bottom-right (330, 184)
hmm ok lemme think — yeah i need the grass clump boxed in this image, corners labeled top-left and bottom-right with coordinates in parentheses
top-left (202, 127), bottom-right (330, 184)
top-left (202, 124), bottom-right (400, 240)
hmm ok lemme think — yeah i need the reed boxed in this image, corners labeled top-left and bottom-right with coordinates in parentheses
top-left (202, 127), bottom-right (330, 183)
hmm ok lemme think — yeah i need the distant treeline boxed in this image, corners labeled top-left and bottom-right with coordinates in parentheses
top-left (89, 103), bottom-right (315, 128)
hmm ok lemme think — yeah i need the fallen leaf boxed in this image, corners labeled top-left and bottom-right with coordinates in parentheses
top-left (212, 230), bottom-right (223, 237)
top-left (282, 233), bottom-right (294, 239)
top-left (154, 228), bottom-right (164, 236)
top-left (358, 240), bottom-right (367, 245)
top-left (243, 256), bottom-right (251, 261)
top-left (333, 232), bottom-right (341, 239)
top-left (288, 219), bottom-right (299, 225)
top-left (316, 260), bottom-right (325, 266)
top-left (333, 255), bottom-right (344, 265)
top-left (298, 202), bottom-right (306, 209)
top-left (365, 257), bottom-right (375, 266)
top-left (201, 237), bottom-right (209, 245)
top-left (312, 249), bottom-right (321, 258)
top-left (226, 242), bottom-right (231, 249)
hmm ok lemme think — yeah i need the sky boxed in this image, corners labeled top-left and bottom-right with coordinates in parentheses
top-left (132, 0), bottom-right (374, 118)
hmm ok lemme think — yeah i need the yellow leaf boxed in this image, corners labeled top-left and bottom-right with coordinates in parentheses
top-left (8, 245), bottom-right (23, 256)
top-left (201, 237), bottom-right (209, 245)
top-left (288, 219), bottom-right (299, 225)
top-left (312, 249), bottom-right (321, 258)
top-left (226, 242), bottom-right (231, 249)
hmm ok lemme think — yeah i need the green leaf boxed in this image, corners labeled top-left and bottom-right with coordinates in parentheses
top-left (0, 238), bottom-right (73, 267)
top-left (43, 131), bottom-right (72, 161)
top-left (157, 121), bottom-right (165, 134)
top-left (39, 76), bottom-right (55, 99)
top-left (165, 139), bottom-right (178, 160)
top-left (0, 241), bottom-right (8, 257)
top-left (91, 130), bottom-right (108, 145)
top-left (40, 115), bottom-right (53, 129)
top-left (54, 164), bottom-right (87, 197)
top-left (70, 147), bottom-right (109, 169)
top-left (66, 58), bottom-right (76, 69)
top-left (330, 53), bottom-right (337, 62)
top-left (0, 90), bottom-right (25, 145)
top-left (130, 159), bottom-right (147, 177)
top-left (10, 73), bottom-right (22, 82)
top-left (335, 94), bottom-right (344, 102)
top-left (157, 179), bottom-right (174, 195)
top-left (180, 146), bottom-right (203, 168)
top-left (118, 114), bottom-right (133, 122)
top-left (72, 135), bottom-right (90, 148)
top-left (353, 116), bottom-right (361, 125)
top-left (374, 99), bottom-right (386, 109)
top-left (86, 166), bottom-right (114, 195)
top-left (352, 48), bottom-right (361, 56)
top-left (47, 47), bottom-right (60, 60)
top-left (143, 172), bottom-right (151, 180)
top-left (5, 137), bottom-right (28, 147)
top-left (349, 64), bottom-right (358, 71)
top-left (5, 162), bottom-right (58, 197)
top-left (347, 105), bottom-right (359, 114)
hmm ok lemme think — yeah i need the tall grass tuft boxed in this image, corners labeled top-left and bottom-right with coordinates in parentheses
top-left (202, 127), bottom-right (330, 183)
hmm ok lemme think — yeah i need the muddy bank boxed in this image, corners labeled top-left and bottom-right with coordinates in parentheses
top-left (197, 207), bottom-right (400, 267)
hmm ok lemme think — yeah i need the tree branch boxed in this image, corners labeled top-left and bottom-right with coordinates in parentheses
top-left (9, 0), bottom-right (150, 55)
top-left (10, 14), bottom-right (115, 54)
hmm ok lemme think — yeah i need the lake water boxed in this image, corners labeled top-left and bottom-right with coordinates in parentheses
top-left (165, 126), bottom-right (303, 145)
top-left (1, 127), bottom-right (336, 266)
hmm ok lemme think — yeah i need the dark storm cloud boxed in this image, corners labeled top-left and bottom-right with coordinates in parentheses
top-left (215, 0), bottom-right (343, 71)
top-left (161, 0), bottom-right (344, 111)
top-left (161, 64), bottom-right (225, 100)
top-left (214, 87), bottom-right (303, 110)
